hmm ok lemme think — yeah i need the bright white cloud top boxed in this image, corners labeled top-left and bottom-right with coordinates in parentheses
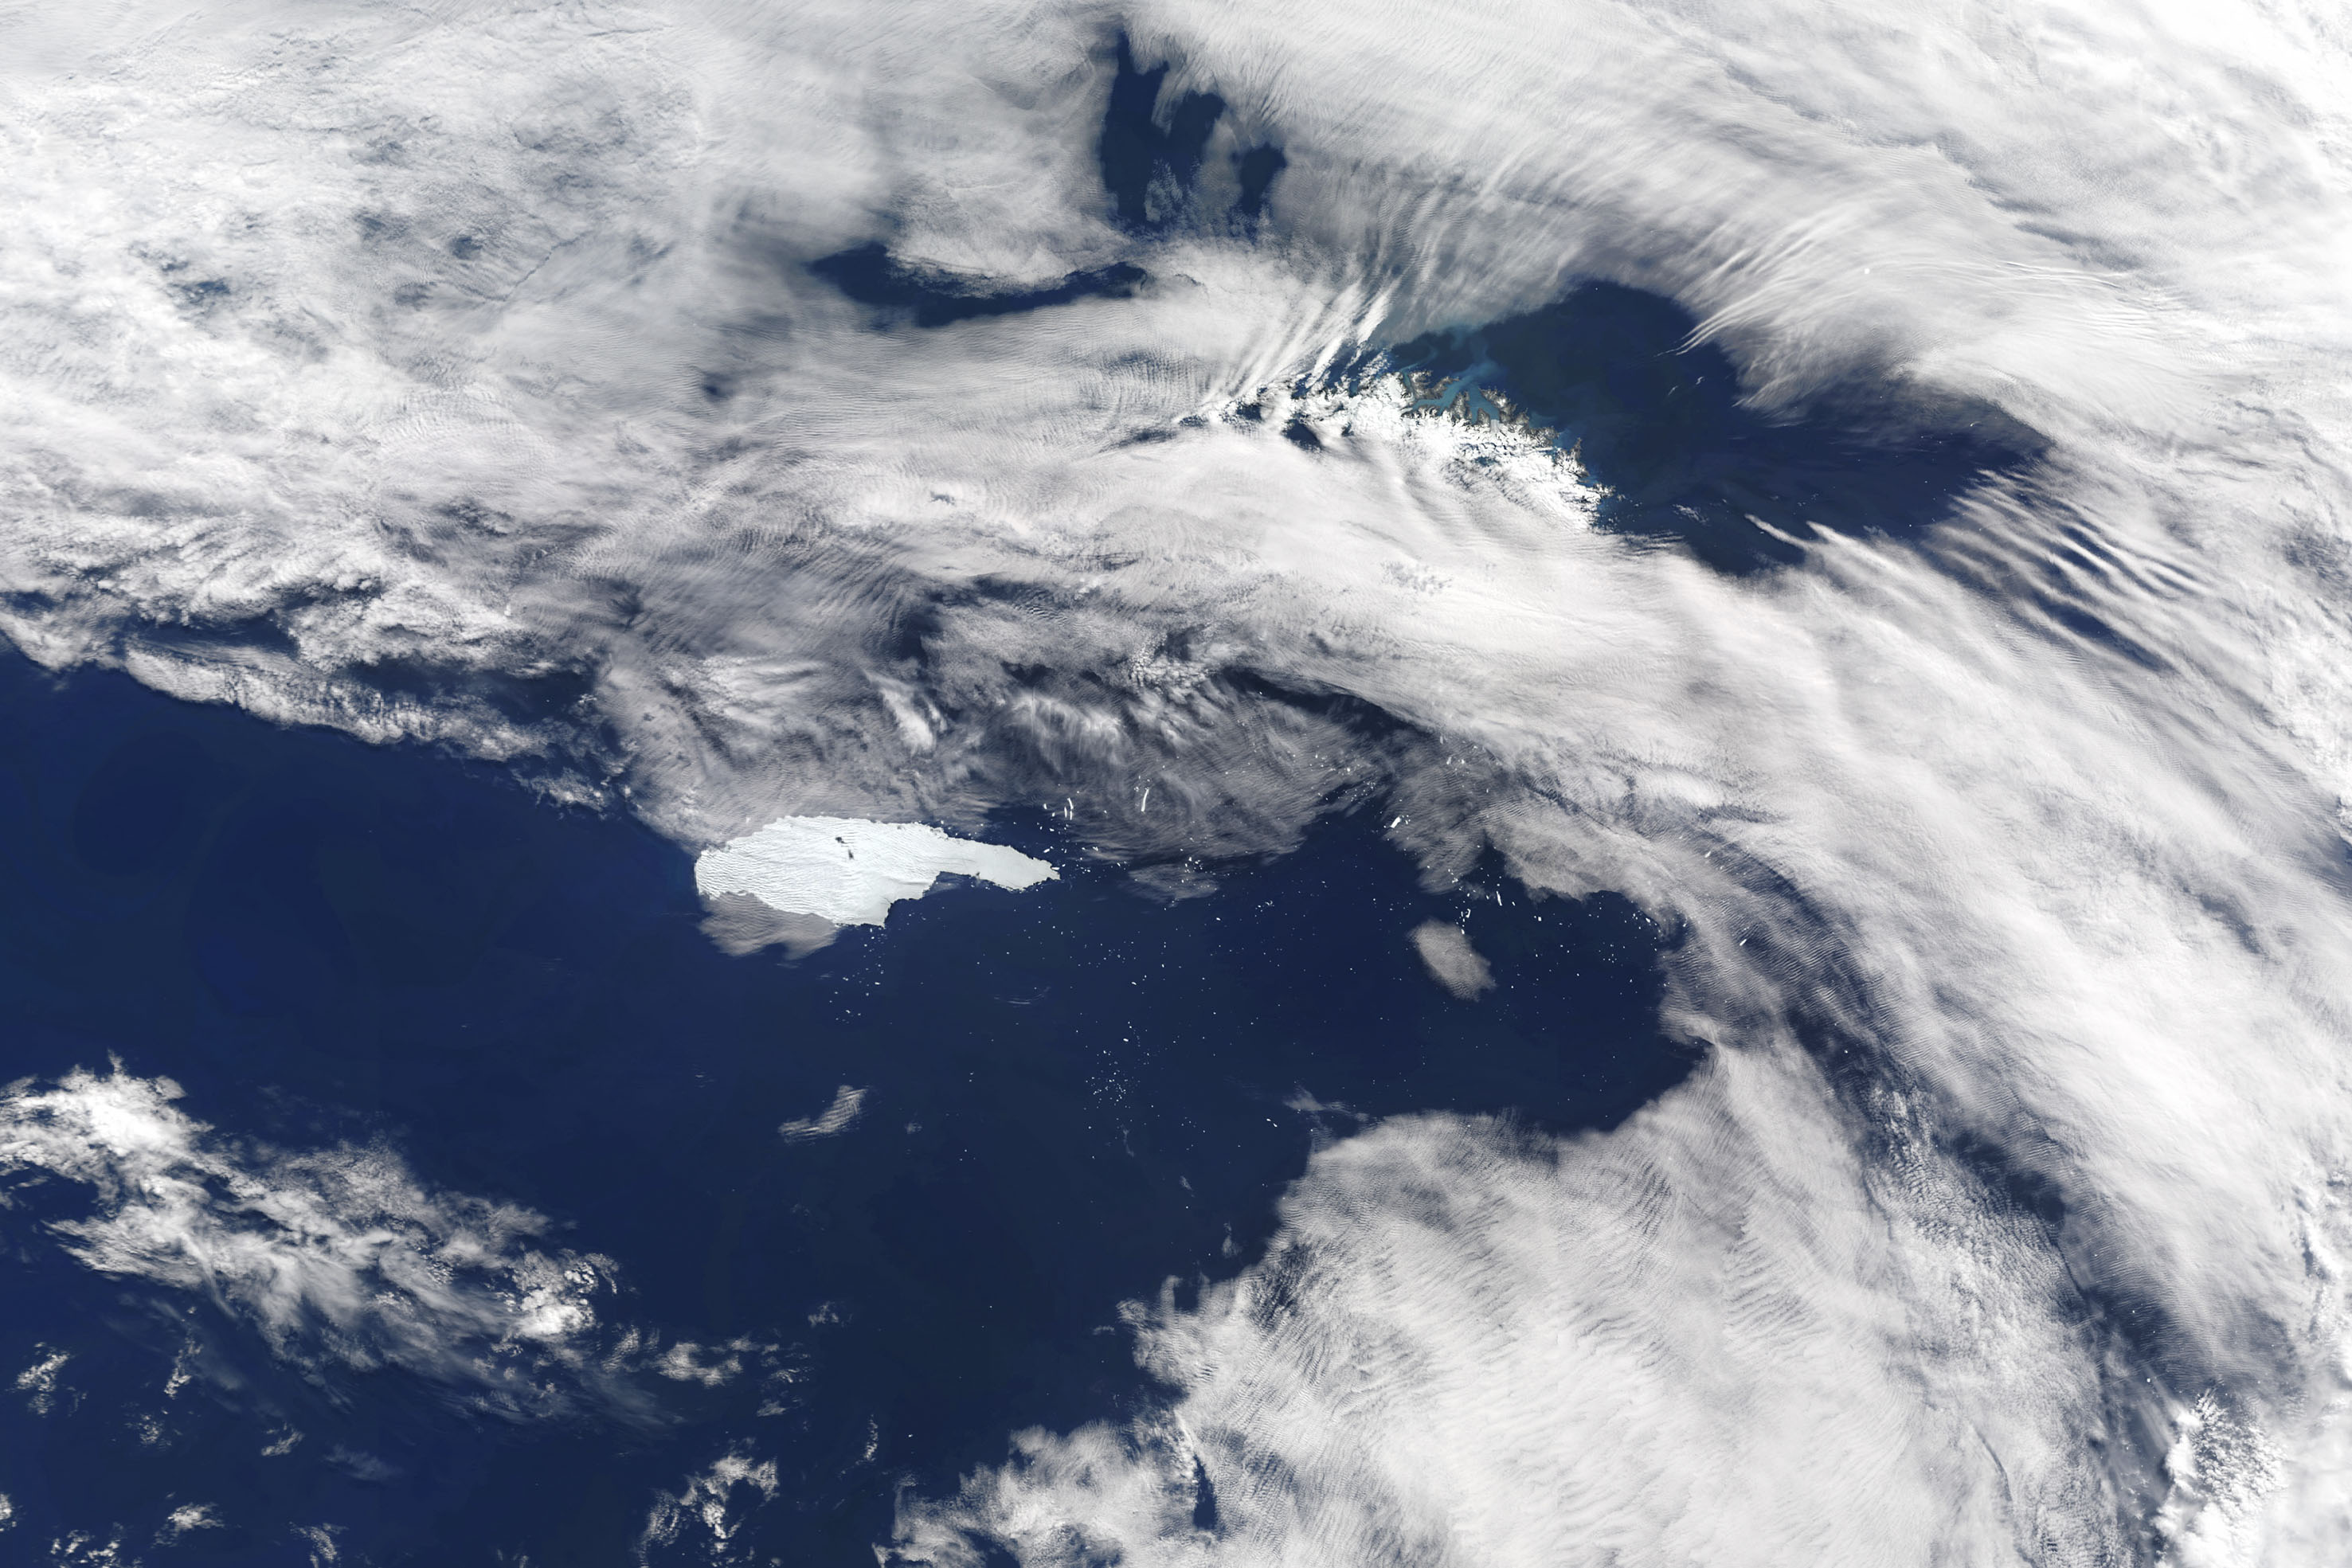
top-left (4, 0), bottom-right (2352, 1561)
top-left (0, 1068), bottom-right (748, 1425)
top-left (694, 817), bottom-right (1055, 929)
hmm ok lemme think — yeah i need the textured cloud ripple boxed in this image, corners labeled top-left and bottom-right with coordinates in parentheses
top-left (6, 0), bottom-right (2352, 1562)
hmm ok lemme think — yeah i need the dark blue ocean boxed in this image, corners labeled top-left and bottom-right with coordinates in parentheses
top-left (0, 648), bottom-right (1687, 1563)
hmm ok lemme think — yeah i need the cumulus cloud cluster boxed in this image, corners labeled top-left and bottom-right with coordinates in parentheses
top-left (6, 0), bottom-right (2352, 1562)
top-left (896, 1055), bottom-right (2133, 1565)
top-left (637, 1448), bottom-right (782, 1567)
top-left (0, 1066), bottom-right (715, 1424)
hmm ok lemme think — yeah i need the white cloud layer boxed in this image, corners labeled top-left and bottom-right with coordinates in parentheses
top-left (895, 1055), bottom-right (2138, 1564)
top-left (638, 1449), bottom-right (781, 1566)
top-left (778, 1085), bottom-right (869, 1143)
top-left (6, 0), bottom-right (2352, 1562)
top-left (0, 1067), bottom-right (706, 1423)
top-left (1408, 922), bottom-right (1491, 1000)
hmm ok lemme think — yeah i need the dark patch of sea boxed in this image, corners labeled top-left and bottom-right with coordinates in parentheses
top-left (0, 647), bottom-right (1690, 1563)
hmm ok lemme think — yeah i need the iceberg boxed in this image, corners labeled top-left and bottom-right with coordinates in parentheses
top-left (693, 817), bottom-right (1056, 931)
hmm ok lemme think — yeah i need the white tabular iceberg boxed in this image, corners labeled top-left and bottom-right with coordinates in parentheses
top-left (693, 817), bottom-right (1055, 930)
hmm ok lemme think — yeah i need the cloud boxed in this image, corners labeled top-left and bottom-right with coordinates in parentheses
top-left (638, 1449), bottom-right (781, 1567)
top-left (15, 1346), bottom-right (73, 1417)
top-left (0, 1066), bottom-right (692, 1423)
top-left (156, 1503), bottom-right (221, 1545)
top-left (4, 0), bottom-right (2352, 1559)
top-left (894, 1051), bottom-right (2148, 1566)
top-left (1408, 922), bottom-right (1490, 1000)
top-left (698, 892), bottom-right (846, 959)
top-left (779, 1085), bottom-right (868, 1144)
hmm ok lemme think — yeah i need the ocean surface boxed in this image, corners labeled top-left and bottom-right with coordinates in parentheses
top-left (0, 647), bottom-right (1681, 1562)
